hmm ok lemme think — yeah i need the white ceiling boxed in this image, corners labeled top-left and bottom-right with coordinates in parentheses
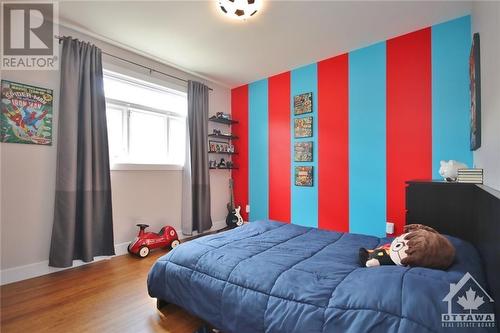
top-left (59, 1), bottom-right (473, 88)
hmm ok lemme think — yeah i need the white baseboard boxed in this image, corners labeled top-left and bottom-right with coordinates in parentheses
top-left (114, 241), bottom-right (130, 256)
top-left (0, 221), bottom-right (228, 286)
top-left (0, 242), bottom-right (129, 286)
top-left (212, 219), bottom-right (228, 231)
top-left (177, 219), bottom-right (227, 238)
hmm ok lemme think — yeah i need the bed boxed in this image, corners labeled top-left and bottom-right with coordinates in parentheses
top-left (148, 218), bottom-right (496, 333)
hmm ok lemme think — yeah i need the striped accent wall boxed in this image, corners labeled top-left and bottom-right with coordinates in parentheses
top-left (387, 28), bottom-right (433, 236)
top-left (231, 16), bottom-right (472, 237)
top-left (248, 79), bottom-right (269, 221)
top-left (268, 72), bottom-right (291, 222)
top-left (231, 85), bottom-right (248, 221)
top-left (349, 42), bottom-right (387, 237)
top-left (291, 64), bottom-right (318, 228)
top-left (432, 17), bottom-right (473, 178)
top-left (318, 54), bottom-right (349, 232)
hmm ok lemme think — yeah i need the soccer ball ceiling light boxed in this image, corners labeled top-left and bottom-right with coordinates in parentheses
top-left (218, 0), bottom-right (263, 20)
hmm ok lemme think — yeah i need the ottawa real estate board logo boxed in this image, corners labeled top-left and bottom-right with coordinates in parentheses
top-left (1, 1), bottom-right (58, 70)
top-left (442, 272), bottom-right (495, 329)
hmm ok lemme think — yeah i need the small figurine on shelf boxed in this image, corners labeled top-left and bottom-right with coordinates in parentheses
top-left (218, 158), bottom-right (226, 168)
top-left (209, 160), bottom-right (217, 168)
top-left (227, 145), bottom-right (235, 153)
top-left (216, 112), bottom-right (231, 120)
top-left (213, 129), bottom-right (221, 135)
top-left (226, 161), bottom-right (234, 169)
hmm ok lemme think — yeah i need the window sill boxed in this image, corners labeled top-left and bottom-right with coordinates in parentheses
top-left (110, 163), bottom-right (183, 171)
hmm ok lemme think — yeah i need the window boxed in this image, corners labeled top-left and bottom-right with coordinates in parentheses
top-left (103, 71), bottom-right (187, 168)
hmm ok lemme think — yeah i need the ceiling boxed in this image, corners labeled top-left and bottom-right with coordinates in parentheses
top-left (59, 1), bottom-right (473, 88)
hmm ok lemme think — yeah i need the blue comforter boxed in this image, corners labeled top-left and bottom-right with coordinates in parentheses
top-left (147, 220), bottom-right (494, 333)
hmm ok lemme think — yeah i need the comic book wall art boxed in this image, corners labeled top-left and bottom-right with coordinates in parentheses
top-left (1, 80), bottom-right (53, 145)
top-left (294, 116), bottom-right (313, 138)
top-left (295, 166), bottom-right (313, 186)
top-left (294, 92), bottom-right (312, 115)
top-left (294, 141), bottom-right (313, 162)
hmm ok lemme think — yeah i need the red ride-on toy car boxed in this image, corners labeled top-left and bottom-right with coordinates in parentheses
top-left (128, 224), bottom-right (180, 258)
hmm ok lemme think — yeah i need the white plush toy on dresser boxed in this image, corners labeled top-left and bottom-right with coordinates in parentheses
top-left (439, 160), bottom-right (468, 181)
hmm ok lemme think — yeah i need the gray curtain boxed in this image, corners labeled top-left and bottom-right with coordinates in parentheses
top-left (49, 37), bottom-right (115, 267)
top-left (181, 116), bottom-right (193, 235)
top-left (181, 81), bottom-right (212, 234)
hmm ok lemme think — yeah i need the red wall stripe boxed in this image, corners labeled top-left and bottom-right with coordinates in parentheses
top-left (387, 28), bottom-right (432, 235)
top-left (268, 72), bottom-right (291, 222)
top-left (231, 85), bottom-right (249, 221)
top-left (318, 54), bottom-right (349, 232)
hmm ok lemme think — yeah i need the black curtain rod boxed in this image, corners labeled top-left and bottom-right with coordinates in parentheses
top-left (54, 35), bottom-right (213, 91)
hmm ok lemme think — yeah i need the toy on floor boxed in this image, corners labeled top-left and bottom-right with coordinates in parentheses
top-left (359, 224), bottom-right (455, 269)
top-left (128, 224), bottom-right (180, 258)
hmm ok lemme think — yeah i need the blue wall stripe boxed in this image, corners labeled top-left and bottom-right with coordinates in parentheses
top-left (432, 16), bottom-right (473, 177)
top-left (291, 64), bottom-right (318, 228)
top-left (349, 42), bottom-right (387, 237)
top-left (248, 79), bottom-right (269, 221)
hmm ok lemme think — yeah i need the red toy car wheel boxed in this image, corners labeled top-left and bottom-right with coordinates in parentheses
top-left (138, 246), bottom-right (150, 258)
top-left (171, 240), bottom-right (180, 248)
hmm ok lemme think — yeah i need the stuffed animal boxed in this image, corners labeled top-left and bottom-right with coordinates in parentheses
top-left (401, 224), bottom-right (455, 269)
top-left (359, 233), bottom-right (410, 267)
top-left (359, 244), bottom-right (394, 267)
top-left (439, 160), bottom-right (468, 181)
top-left (359, 224), bottom-right (455, 269)
top-left (389, 233), bottom-right (410, 265)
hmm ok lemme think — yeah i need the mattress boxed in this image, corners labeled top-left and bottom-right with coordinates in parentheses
top-left (147, 220), bottom-right (495, 333)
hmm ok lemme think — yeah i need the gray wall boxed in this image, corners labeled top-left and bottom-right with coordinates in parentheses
top-left (472, 2), bottom-right (500, 190)
top-left (0, 25), bottom-right (231, 270)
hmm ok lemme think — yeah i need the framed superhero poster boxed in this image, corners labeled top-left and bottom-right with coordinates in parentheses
top-left (1, 80), bottom-right (53, 145)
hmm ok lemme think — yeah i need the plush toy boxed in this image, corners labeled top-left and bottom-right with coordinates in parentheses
top-left (359, 244), bottom-right (394, 267)
top-left (359, 233), bottom-right (409, 267)
top-left (359, 224), bottom-right (455, 269)
top-left (389, 233), bottom-right (410, 265)
top-left (439, 160), bottom-right (468, 182)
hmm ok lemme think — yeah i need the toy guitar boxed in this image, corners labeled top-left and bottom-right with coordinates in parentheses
top-left (226, 179), bottom-right (244, 227)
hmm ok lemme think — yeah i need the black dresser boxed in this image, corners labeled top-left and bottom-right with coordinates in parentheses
top-left (406, 180), bottom-right (477, 240)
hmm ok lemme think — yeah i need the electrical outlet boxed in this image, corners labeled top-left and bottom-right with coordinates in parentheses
top-left (245, 204), bottom-right (250, 213)
top-left (386, 222), bottom-right (394, 234)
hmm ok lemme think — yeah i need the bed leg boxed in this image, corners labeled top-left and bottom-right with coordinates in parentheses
top-left (157, 299), bottom-right (168, 310)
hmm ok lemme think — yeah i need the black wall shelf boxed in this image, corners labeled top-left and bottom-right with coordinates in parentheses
top-left (208, 134), bottom-right (239, 140)
top-left (208, 114), bottom-right (239, 172)
top-left (208, 151), bottom-right (238, 155)
top-left (209, 116), bottom-right (238, 125)
top-left (209, 167), bottom-right (239, 170)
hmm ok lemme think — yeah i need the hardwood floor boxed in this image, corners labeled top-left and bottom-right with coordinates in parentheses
top-left (0, 250), bottom-right (204, 333)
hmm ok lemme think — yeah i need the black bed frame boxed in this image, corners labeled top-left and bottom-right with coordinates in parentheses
top-left (406, 181), bottom-right (500, 322)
